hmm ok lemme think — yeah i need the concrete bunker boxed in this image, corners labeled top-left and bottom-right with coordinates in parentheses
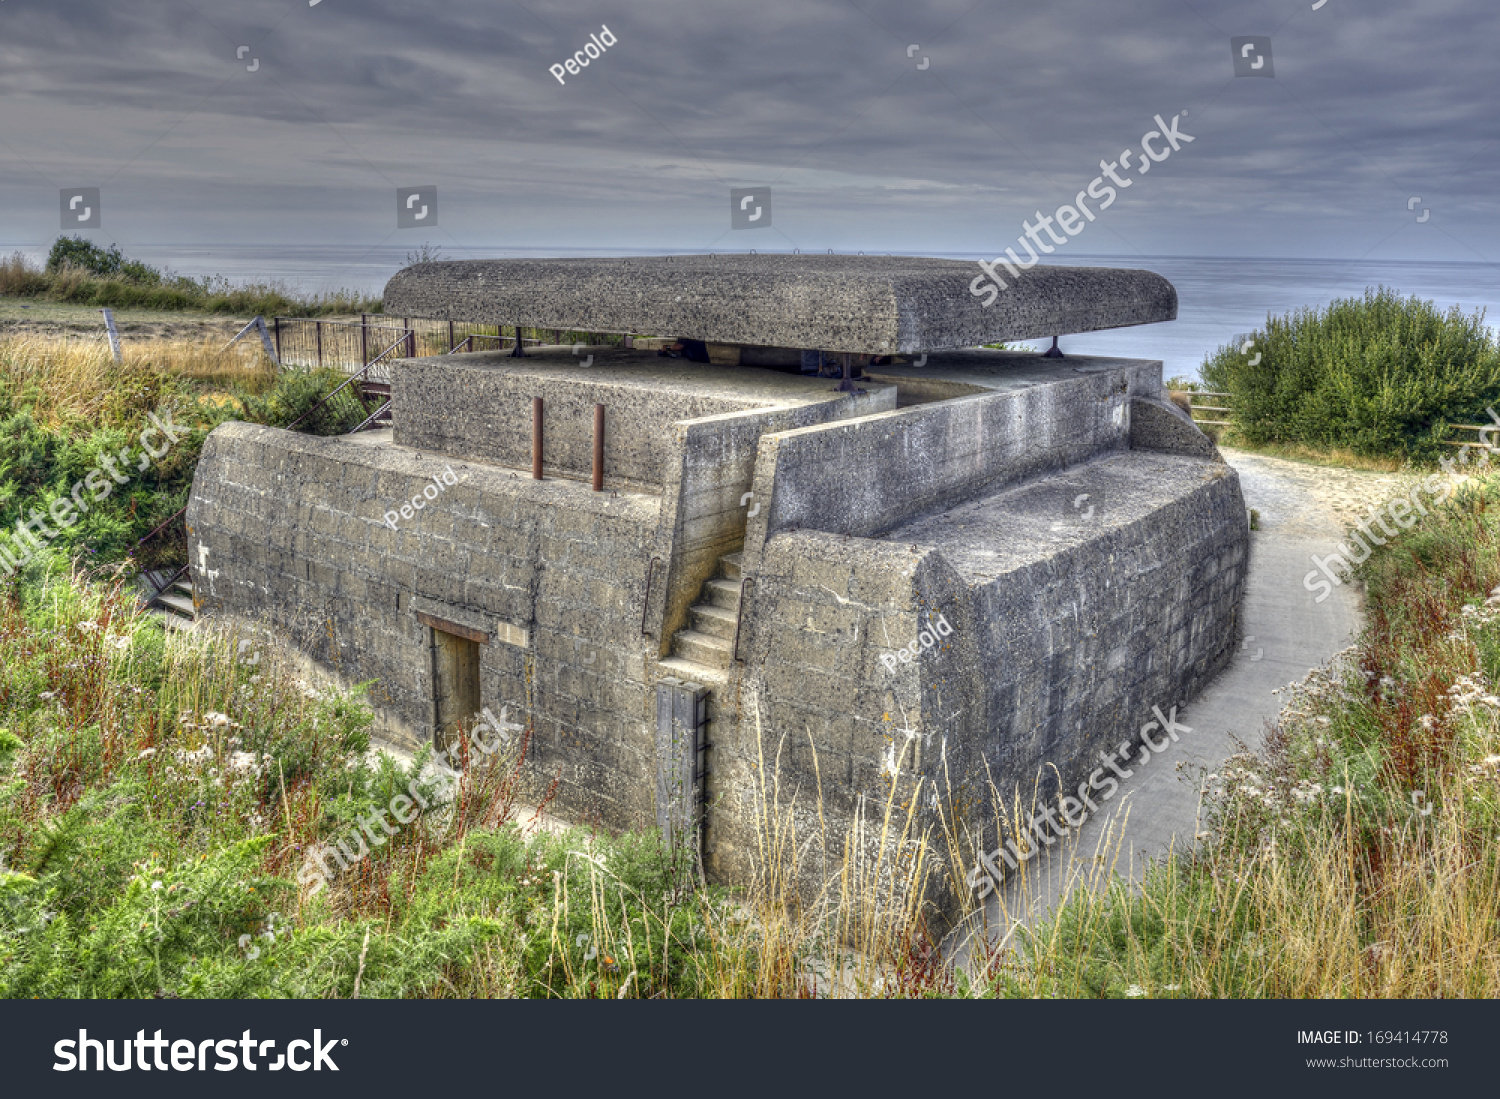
top-left (185, 255), bottom-right (1250, 913)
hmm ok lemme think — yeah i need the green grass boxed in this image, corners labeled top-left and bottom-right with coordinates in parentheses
top-left (0, 336), bottom-right (369, 574)
top-left (0, 567), bottom-right (734, 997)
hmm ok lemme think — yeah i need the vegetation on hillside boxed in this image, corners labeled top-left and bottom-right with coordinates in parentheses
top-left (0, 239), bottom-right (378, 317)
top-left (1202, 288), bottom-right (1500, 463)
top-left (0, 566), bottom-right (943, 997)
top-left (0, 337), bottom-right (366, 574)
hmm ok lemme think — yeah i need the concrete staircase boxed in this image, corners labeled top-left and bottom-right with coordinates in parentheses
top-left (657, 551), bottom-right (744, 684)
top-left (144, 569), bottom-right (197, 629)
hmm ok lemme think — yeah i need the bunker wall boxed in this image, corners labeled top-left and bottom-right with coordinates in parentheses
top-left (718, 459), bottom-right (1249, 910)
top-left (740, 362), bottom-right (1161, 562)
top-left (394, 357), bottom-right (786, 487)
top-left (186, 421), bottom-right (666, 831)
top-left (653, 389), bottom-right (895, 649)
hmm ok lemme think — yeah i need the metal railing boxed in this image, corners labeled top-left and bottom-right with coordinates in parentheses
top-left (1176, 390), bottom-right (1233, 428)
top-left (130, 505), bottom-right (191, 610)
top-left (286, 333), bottom-right (410, 432)
top-left (269, 316), bottom-right (615, 377)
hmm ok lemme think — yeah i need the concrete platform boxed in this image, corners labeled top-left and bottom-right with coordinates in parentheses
top-left (382, 256), bottom-right (1177, 355)
top-left (886, 449), bottom-right (1228, 579)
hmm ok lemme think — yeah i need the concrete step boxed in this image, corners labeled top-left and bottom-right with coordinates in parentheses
top-left (147, 606), bottom-right (195, 630)
top-left (172, 580), bottom-right (194, 597)
top-left (154, 592), bottom-right (196, 618)
top-left (704, 577), bottom-right (743, 612)
top-left (689, 602), bottom-right (738, 642)
top-left (656, 655), bottom-right (728, 688)
top-left (671, 629), bottom-right (733, 671)
top-left (720, 552), bottom-right (744, 581)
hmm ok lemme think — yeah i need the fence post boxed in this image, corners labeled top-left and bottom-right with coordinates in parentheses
top-left (448, 320), bottom-right (455, 352)
top-left (273, 317), bottom-right (282, 363)
top-left (593, 404), bottom-right (604, 492)
top-left (316, 321), bottom-right (323, 369)
top-left (360, 316), bottom-right (369, 366)
top-left (405, 320), bottom-right (415, 359)
top-left (532, 397), bottom-right (543, 480)
top-left (101, 309), bottom-right (123, 363)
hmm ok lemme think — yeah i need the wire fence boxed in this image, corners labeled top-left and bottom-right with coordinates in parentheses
top-left (269, 316), bottom-right (629, 380)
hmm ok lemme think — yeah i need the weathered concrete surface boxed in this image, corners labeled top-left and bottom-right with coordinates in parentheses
top-left (395, 348), bottom-right (891, 489)
top-left (943, 448), bottom-right (1388, 967)
top-left (740, 353), bottom-right (1164, 555)
top-left (186, 336), bottom-right (1248, 922)
top-left (382, 256), bottom-right (1177, 354)
top-left (723, 448), bottom-right (1248, 907)
top-left (1129, 395), bottom-right (1223, 459)
top-left (187, 421), bottom-right (666, 828)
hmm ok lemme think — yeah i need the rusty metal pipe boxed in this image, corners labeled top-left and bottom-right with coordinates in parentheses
top-left (592, 403), bottom-right (605, 491)
top-left (532, 397), bottom-right (543, 479)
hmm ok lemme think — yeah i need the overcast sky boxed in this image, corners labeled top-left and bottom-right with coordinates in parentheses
top-left (0, 0), bottom-right (1495, 265)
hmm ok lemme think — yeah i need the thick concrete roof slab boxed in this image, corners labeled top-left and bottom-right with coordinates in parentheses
top-left (382, 256), bottom-right (1177, 355)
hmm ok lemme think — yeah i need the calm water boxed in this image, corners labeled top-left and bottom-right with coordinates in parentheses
top-left (5, 243), bottom-right (1495, 381)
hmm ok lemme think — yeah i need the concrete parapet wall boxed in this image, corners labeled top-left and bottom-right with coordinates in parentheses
top-left (392, 350), bottom-right (860, 489)
top-left (740, 360), bottom-right (1160, 567)
top-left (654, 389), bottom-right (894, 650)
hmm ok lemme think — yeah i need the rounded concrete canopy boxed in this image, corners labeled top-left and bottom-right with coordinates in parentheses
top-left (382, 255), bottom-right (1177, 355)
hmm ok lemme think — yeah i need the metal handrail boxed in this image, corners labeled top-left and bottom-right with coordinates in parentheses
top-left (143, 562), bottom-right (192, 607)
top-left (641, 557), bottom-right (661, 639)
top-left (732, 576), bottom-right (756, 663)
top-left (352, 400), bottom-right (392, 433)
top-left (285, 333), bottom-right (407, 432)
top-left (131, 505), bottom-right (188, 556)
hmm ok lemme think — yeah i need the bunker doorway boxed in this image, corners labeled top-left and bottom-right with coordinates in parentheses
top-left (421, 614), bottom-right (485, 756)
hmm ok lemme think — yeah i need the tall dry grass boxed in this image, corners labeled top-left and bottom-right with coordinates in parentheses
top-left (0, 335), bottom-right (278, 427)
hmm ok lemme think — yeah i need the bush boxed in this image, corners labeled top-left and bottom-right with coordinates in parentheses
top-left (47, 237), bottom-right (161, 285)
top-left (1201, 287), bottom-right (1500, 462)
top-left (239, 367), bottom-right (371, 436)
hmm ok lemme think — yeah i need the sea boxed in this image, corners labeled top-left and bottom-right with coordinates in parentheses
top-left (4, 242), bottom-right (1495, 382)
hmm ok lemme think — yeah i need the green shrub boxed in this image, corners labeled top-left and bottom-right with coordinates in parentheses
top-left (1201, 287), bottom-right (1500, 462)
top-left (239, 367), bottom-right (370, 435)
top-left (47, 237), bottom-right (162, 285)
